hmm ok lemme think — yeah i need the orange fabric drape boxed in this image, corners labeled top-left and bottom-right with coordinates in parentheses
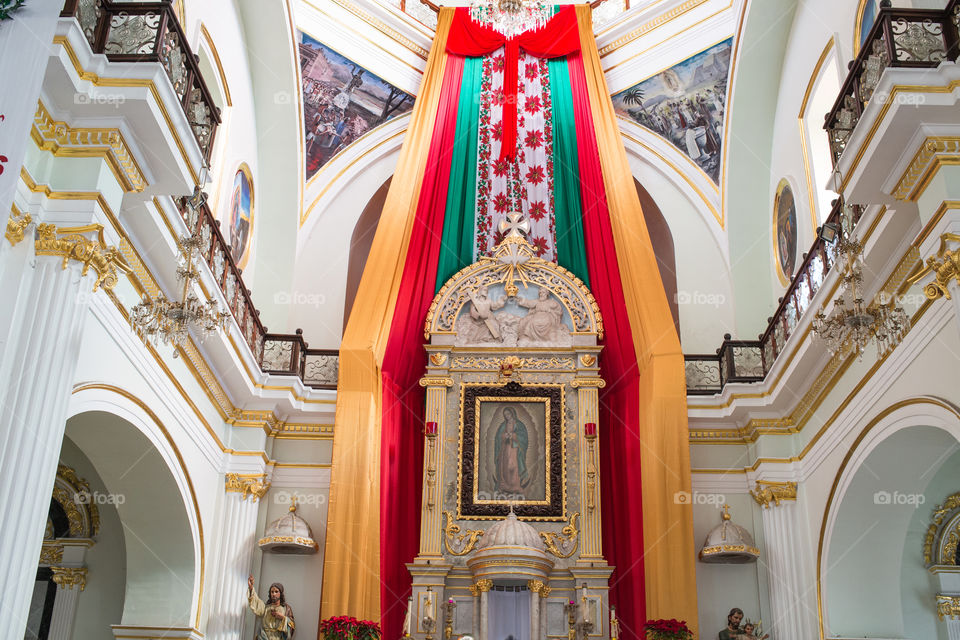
top-left (574, 5), bottom-right (698, 632)
top-left (319, 9), bottom-right (456, 625)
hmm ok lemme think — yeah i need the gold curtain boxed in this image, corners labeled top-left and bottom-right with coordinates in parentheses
top-left (319, 9), bottom-right (456, 625)
top-left (575, 5), bottom-right (699, 631)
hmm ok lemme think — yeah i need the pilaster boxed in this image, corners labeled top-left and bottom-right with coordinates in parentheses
top-left (417, 373), bottom-right (453, 559)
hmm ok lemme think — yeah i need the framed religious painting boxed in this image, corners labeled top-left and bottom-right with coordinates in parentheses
top-left (457, 381), bottom-right (565, 521)
top-left (228, 164), bottom-right (254, 268)
top-left (773, 178), bottom-right (797, 286)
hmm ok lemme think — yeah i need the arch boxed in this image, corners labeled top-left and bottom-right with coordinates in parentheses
top-left (67, 384), bottom-right (205, 630)
top-left (343, 176), bottom-right (392, 331)
top-left (817, 397), bottom-right (960, 639)
top-left (633, 178), bottom-right (679, 336)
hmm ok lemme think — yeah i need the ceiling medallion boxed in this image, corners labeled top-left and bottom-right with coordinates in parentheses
top-left (130, 188), bottom-right (229, 355)
top-left (812, 205), bottom-right (909, 359)
top-left (469, 0), bottom-right (549, 38)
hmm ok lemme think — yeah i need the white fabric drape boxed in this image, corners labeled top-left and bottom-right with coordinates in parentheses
top-left (487, 589), bottom-right (530, 640)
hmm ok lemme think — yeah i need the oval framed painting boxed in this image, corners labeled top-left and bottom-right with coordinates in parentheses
top-left (227, 164), bottom-right (254, 268)
top-left (773, 178), bottom-right (798, 286)
top-left (854, 0), bottom-right (880, 55)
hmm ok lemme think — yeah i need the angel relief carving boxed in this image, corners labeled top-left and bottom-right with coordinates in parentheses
top-left (455, 284), bottom-right (572, 347)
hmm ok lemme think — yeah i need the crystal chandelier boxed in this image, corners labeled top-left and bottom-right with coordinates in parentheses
top-left (812, 207), bottom-right (909, 358)
top-left (469, 0), bottom-right (549, 37)
top-left (130, 189), bottom-right (229, 355)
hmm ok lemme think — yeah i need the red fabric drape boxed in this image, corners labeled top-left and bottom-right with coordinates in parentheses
top-left (446, 6), bottom-right (579, 161)
top-left (380, 55), bottom-right (465, 639)
top-left (567, 50), bottom-right (646, 638)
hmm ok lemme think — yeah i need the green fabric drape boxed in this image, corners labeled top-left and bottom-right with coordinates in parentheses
top-left (435, 56), bottom-right (483, 291)
top-left (548, 57), bottom-right (590, 287)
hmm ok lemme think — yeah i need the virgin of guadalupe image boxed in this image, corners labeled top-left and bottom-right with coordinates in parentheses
top-left (494, 407), bottom-right (529, 494)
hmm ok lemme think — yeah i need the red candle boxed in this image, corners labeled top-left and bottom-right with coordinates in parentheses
top-left (424, 421), bottom-right (438, 436)
top-left (584, 422), bottom-right (597, 438)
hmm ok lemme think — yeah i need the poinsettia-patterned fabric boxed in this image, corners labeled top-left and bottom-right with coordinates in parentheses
top-left (475, 47), bottom-right (556, 261)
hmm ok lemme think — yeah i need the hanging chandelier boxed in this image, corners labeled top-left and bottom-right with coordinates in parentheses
top-left (812, 206), bottom-right (909, 358)
top-left (130, 188), bottom-right (229, 355)
top-left (469, 0), bottom-right (549, 37)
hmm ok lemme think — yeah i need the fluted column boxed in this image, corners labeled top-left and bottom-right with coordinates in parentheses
top-left (0, 223), bottom-right (116, 636)
top-left (936, 593), bottom-right (960, 639)
top-left (417, 373), bottom-right (452, 559)
top-left (527, 580), bottom-right (549, 640)
top-left (205, 474), bottom-right (269, 640)
top-left (473, 579), bottom-right (492, 640)
top-left (48, 567), bottom-right (87, 640)
top-left (573, 376), bottom-right (605, 560)
top-left (753, 482), bottom-right (816, 639)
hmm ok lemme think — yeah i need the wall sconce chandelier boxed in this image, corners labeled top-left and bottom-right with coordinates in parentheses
top-left (469, 0), bottom-right (549, 37)
top-left (130, 187), bottom-right (229, 355)
top-left (812, 205), bottom-right (909, 358)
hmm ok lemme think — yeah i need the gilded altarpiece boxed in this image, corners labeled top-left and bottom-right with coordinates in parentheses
top-left (408, 234), bottom-right (612, 640)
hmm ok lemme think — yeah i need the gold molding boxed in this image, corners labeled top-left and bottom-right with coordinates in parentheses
top-left (442, 510), bottom-right (483, 556)
top-left (923, 491), bottom-right (960, 565)
top-left (32, 100), bottom-right (147, 193)
top-left (937, 593), bottom-right (960, 620)
top-left (908, 232), bottom-right (960, 300)
top-left (6, 207), bottom-right (31, 246)
top-left (306, 0), bottom-right (429, 60)
top-left (51, 566), bottom-right (88, 590)
top-left (772, 177), bottom-right (795, 287)
top-left (55, 463), bottom-right (101, 537)
top-left (540, 511), bottom-right (580, 558)
top-left (892, 137), bottom-right (960, 201)
top-left (40, 543), bottom-right (64, 565)
top-left (750, 480), bottom-right (798, 508)
top-left (34, 223), bottom-right (131, 291)
top-left (470, 578), bottom-right (493, 595)
top-left (199, 24), bottom-right (232, 107)
top-left (419, 376), bottom-right (454, 388)
top-left (797, 37), bottom-right (837, 233)
top-left (570, 378), bottom-right (606, 388)
top-left (597, 0), bottom-right (709, 55)
top-left (224, 473), bottom-right (270, 501)
top-left (526, 579), bottom-right (551, 597)
top-left (718, 0), bottom-right (749, 224)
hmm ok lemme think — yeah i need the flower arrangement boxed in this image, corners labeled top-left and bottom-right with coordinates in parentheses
top-left (319, 616), bottom-right (381, 640)
top-left (0, 0), bottom-right (26, 21)
top-left (644, 618), bottom-right (694, 640)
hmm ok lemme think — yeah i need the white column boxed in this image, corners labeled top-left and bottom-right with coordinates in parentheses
top-left (205, 476), bottom-right (265, 640)
top-left (48, 567), bottom-right (87, 640)
top-left (759, 501), bottom-right (818, 639)
top-left (529, 586), bottom-right (540, 640)
top-left (479, 588), bottom-right (489, 640)
top-left (0, 246), bottom-right (93, 638)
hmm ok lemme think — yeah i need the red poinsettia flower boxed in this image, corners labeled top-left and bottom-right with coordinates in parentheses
top-left (525, 95), bottom-right (542, 114)
top-left (528, 200), bottom-right (546, 221)
top-left (492, 88), bottom-right (505, 106)
top-left (493, 122), bottom-right (503, 142)
top-left (524, 129), bottom-right (544, 149)
top-left (525, 165), bottom-right (545, 185)
top-left (493, 159), bottom-right (510, 177)
top-left (524, 61), bottom-right (539, 80)
top-left (530, 235), bottom-right (549, 256)
top-left (493, 193), bottom-right (510, 213)
top-left (493, 54), bottom-right (505, 71)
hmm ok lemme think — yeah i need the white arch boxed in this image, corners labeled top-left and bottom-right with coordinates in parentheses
top-left (67, 385), bottom-right (204, 629)
top-left (819, 397), bottom-right (960, 637)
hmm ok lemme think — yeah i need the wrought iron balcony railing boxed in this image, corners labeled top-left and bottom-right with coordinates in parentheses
top-left (825, 0), bottom-right (960, 164)
top-left (685, 200), bottom-right (862, 395)
top-left (60, 0), bottom-right (221, 160)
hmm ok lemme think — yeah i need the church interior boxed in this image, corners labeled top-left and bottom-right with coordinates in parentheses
top-left (4, 0), bottom-right (960, 639)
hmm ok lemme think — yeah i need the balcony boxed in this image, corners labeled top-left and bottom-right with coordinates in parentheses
top-left (685, 200), bottom-right (863, 394)
top-left (825, 1), bottom-right (960, 165)
top-left (60, 0), bottom-right (221, 161)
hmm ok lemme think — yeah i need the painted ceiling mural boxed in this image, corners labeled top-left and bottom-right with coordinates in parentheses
top-left (612, 38), bottom-right (732, 184)
top-left (298, 32), bottom-right (414, 181)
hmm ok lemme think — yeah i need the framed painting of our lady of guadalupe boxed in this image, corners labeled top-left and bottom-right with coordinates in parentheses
top-left (458, 381), bottom-right (565, 521)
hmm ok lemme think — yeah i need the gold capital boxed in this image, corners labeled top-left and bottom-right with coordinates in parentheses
top-left (5, 209), bottom-right (32, 246)
top-left (419, 376), bottom-right (453, 388)
top-left (34, 223), bottom-right (131, 291)
top-left (937, 593), bottom-right (960, 619)
top-left (472, 578), bottom-right (493, 594)
top-left (750, 480), bottom-right (798, 508)
top-left (908, 232), bottom-right (960, 300)
top-left (51, 566), bottom-right (88, 590)
top-left (225, 473), bottom-right (270, 501)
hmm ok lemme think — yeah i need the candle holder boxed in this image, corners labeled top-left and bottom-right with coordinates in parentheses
top-left (442, 598), bottom-right (456, 640)
top-left (564, 600), bottom-right (578, 640)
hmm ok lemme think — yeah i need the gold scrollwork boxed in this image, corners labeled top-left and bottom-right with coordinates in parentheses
top-left (579, 354), bottom-right (596, 367)
top-left (451, 356), bottom-right (575, 371)
top-left (40, 543), bottom-right (64, 565)
top-left (419, 376), bottom-right (454, 388)
top-left (51, 566), bottom-right (88, 590)
top-left (429, 353), bottom-right (448, 366)
top-left (750, 480), bottom-right (798, 508)
top-left (224, 473), bottom-right (270, 501)
top-left (540, 512), bottom-right (580, 558)
top-left (443, 511), bottom-right (484, 556)
top-left (937, 593), bottom-right (960, 619)
top-left (908, 233), bottom-right (960, 300)
top-left (34, 223), bottom-right (131, 291)
top-left (571, 377), bottom-right (606, 388)
top-left (54, 464), bottom-right (100, 537)
top-left (923, 491), bottom-right (960, 565)
top-left (6, 209), bottom-right (32, 246)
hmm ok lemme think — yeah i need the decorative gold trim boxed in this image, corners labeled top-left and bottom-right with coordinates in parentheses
top-left (937, 593), bottom-right (960, 620)
top-left (579, 354), bottom-right (596, 367)
top-left (853, 0), bottom-right (874, 57)
top-left (32, 101), bottom-right (147, 193)
top-left (34, 223), bottom-right (132, 291)
top-left (597, 0), bottom-right (710, 55)
top-left (230, 162), bottom-right (255, 270)
top-left (908, 232), bottom-right (960, 300)
top-left (540, 512), bottom-right (580, 558)
top-left (570, 378), bottom-right (606, 388)
top-left (750, 480), bottom-right (798, 508)
top-left (305, 0), bottom-right (429, 60)
top-left (40, 543), bottom-right (64, 565)
top-left (923, 491), bottom-right (960, 565)
top-left (470, 578), bottom-right (493, 595)
top-left (892, 137), bottom-right (960, 201)
top-left (51, 566), bottom-right (88, 590)
top-left (420, 376), bottom-right (454, 387)
top-left (797, 37), bottom-right (837, 233)
top-left (224, 473), bottom-right (270, 501)
top-left (199, 24), bottom-right (232, 107)
top-left (55, 463), bottom-right (101, 537)
top-left (257, 535), bottom-right (320, 550)
top-left (442, 511), bottom-right (483, 556)
top-left (6, 207), bottom-right (31, 246)
top-left (429, 353), bottom-right (447, 366)
top-left (700, 543), bottom-right (760, 556)
top-left (772, 178), bottom-right (795, 287)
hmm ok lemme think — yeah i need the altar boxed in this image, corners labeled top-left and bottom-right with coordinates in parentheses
top-left (406, 222), bottom-right (615, 640)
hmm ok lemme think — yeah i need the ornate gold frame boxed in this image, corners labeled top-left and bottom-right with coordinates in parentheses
top-left (773, 177), bottom-right (796, 287)
top-left (457, 381), bottom-right (566, 521)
